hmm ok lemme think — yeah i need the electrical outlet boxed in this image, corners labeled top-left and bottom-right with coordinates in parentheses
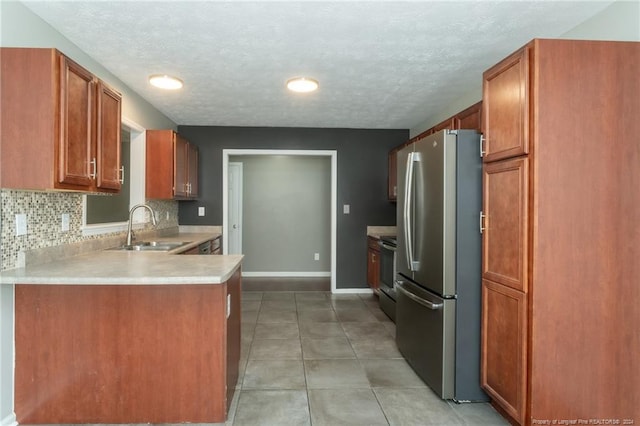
top-left (15, 214), bottom-right (27, 236)
top-left (166, 211), bottom-right (170, 220)
top-left (343, 204), bottom-right (350, 214)
top-left (314, 253), bottom-right (320, 261)
top-left (198, 206), bottom-right (205, 216)
top-left (61, 213), bottom-right (70, 232)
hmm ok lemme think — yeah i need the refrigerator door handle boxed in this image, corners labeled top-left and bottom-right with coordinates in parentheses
top-left (396, 280), bottom-right (443, 310)
top-left (404, 152), bottom-right (421, 271)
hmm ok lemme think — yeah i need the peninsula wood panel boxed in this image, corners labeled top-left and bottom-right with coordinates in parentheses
top-left (226, 269), bottom-right (241, 411)
top-left (15, 283), bottom-right (229, 424)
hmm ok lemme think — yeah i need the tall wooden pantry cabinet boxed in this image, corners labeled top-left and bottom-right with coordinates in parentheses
top-left (480, 39), bottom-right (639, 425)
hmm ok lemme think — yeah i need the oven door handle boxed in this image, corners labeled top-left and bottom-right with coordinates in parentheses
top-left (379, 242), bottom-right (397, 251)
top-left (396, 281), bottom-right (443, 310)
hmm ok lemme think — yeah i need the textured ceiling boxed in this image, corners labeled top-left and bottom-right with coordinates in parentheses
top-left (22, 1), bottom-right (613, 129)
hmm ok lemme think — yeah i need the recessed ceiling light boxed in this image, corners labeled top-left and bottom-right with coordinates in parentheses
top-left (149, 74), bottom-right (183, 90)
top-left (286, 77), bottom-right (319, 93)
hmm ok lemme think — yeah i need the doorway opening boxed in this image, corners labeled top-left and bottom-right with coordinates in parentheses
top-left (222, 149), bottom-right (337, 292)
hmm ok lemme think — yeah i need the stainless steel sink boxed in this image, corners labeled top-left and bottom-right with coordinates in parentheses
top-left (110, 241), bottom-right (192, 252)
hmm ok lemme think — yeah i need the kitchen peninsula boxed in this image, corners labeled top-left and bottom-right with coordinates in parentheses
top-left (0, 238), bottom-right (243, 424)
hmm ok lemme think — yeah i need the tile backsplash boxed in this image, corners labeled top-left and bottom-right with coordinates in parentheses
top-left (1, 190), bottom-right (178, 271)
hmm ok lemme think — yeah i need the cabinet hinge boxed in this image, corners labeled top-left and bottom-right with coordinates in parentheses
top-left (479, 211), bottom-right (486, 234)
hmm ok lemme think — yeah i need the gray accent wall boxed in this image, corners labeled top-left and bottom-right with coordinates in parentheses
top-left (230, 155), bottom-right (331, 274)
top-left (177, 126), bottom-right (408, 289)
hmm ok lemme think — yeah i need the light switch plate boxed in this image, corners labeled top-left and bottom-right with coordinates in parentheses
top-left (15, 214), bottom-right (27, 236)
top-left (343, 204), bottom-right (350, 214)
top-left (198, 206), bottom-right (205, 216)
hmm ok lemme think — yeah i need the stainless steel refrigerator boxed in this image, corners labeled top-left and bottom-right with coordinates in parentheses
top-left (395, 129), bottom-right (487, 402)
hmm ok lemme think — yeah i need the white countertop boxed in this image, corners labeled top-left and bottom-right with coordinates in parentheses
top-left (0, 233), bottom-right (243, 285)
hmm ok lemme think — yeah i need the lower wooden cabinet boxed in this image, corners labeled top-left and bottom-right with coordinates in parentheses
top-left (15, 275), bottom-right (242, 423)
top-left (366, 237), bottom-right (380, 291)
top-left (481, 279), bottom-right (527, 425)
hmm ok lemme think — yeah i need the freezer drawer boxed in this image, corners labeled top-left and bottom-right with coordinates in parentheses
top-left (395, 277), bottom-right (455, 399)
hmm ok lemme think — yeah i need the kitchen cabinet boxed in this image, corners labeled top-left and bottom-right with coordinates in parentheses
top-left (366, 236), bottom-right (380, 291)
top-left (480, 39), bottom-right (640, 425)
top-left (0, 48), bottom-right (122, 192)
top-left (482, 157), bottom-right (528, 292)
top-left (181, 236), bottom-right (222, 255)
top-left (389, 102), bottom-right (482, 201)
top-left (145, 130), bottom-right (198, 200)
top-left (481, 46), bottom-right (529, 162)
top-left (15, 270), bottom-right (242, 423)
top-left (455, 101), bottom-right (482, 131)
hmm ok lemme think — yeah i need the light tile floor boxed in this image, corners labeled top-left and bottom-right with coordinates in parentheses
top-left (226, 291), bottom-right (509, 426)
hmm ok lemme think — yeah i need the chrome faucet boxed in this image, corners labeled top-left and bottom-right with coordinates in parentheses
top-left (126, 204), bottom-right (158, 246)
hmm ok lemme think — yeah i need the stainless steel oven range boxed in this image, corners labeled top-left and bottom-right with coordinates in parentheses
top-left (378, 235), bottom-right (397, 322)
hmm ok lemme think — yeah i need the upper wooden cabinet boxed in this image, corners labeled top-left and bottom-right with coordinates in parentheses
top-left (146, 130), bottom-right (198, 200)
top-left (455, 101), bottom-right (482, 131)
top-left (0, 48), bottom-right (122, 192)
top-left (482, 47), bottom-right (530, 162)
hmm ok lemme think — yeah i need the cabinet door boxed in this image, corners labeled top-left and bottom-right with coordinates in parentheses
top-left (187, 143), bottom-right (198, 198)
top-left (482, 46), bottom-right (530, 162)
top-left (388, 147), bottom-right (398, 201)
top-left (433, 117), bottom-right (455, 133)
top-left (96, 81), bottom-right (122, 191)
top-left (482, 157), bottom-right (528, 292)
top-left (367, 247), bottom-right (380, 291)
top-left (57, 55), bottom-right (94, 187)
top-left (455, 101), bottom-right (482, 131)
top-left (173, 134), bottom-right (188, 198)
top-left (481, 279), bottom-right (527, 425)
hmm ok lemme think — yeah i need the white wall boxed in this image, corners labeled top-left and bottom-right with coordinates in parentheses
top-left (0, 3), bottom-right (177, 424)
top-left (409, 0), bottom-right (640, 138)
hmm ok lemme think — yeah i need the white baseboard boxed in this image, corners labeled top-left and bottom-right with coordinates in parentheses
top-left (1, 413), bottom-right (17, 426)
top-left (332, 288), bottom-right (374, 294)
top-left (241, 271), bottom-right (331, 278)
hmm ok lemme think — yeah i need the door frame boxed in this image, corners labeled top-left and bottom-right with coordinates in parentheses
top-left (222, 149), bottom-right (338, 292)
top-left (227, 162), bottom-right (243, 255)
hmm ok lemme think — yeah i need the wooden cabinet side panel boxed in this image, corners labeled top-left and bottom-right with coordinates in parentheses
top-left (174, 134), bottom-right (188, 198)
top-left (482, 157), bottom-right (529, 292)
top-left (145, 130), bottom-right (175, 199)
top-left (57, 54), bottom-right (95, 188)
top-left (96, 81), bottom-right (122, 191)
top-left (528, 40), bottom-right (640, 420)
top-left (188, 143), bottom-right (199, 198)
top-left (481, 280), bottom-right (527, 425)
top-left (226, 269), bottom-right (242, 413)
top-left (15, 284), bottom-right (227, 424)
top-left (482, 46), bottom-right (530, 162)
top-left (0, 48), bottom-right (57, 189)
